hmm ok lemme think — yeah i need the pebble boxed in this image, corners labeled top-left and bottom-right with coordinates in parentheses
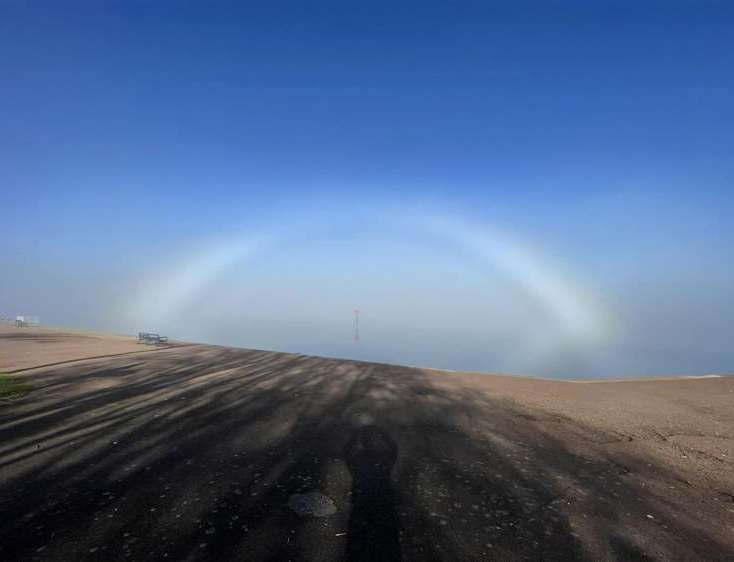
top-left (288, 492), bottom-right (337, 517)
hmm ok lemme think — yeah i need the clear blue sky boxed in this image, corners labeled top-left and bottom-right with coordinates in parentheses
top-left (2, 1), bottom-right (733, 377)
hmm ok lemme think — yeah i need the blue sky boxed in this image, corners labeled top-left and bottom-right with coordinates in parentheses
top-left (2, 1), bottom-right (733, 377)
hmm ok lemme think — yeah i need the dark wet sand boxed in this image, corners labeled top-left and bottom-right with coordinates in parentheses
top-left (1, 325), bottom-right (733, 561)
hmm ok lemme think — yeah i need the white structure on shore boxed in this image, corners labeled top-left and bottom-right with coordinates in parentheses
top-left (15, 315), bottom-right (40, 327)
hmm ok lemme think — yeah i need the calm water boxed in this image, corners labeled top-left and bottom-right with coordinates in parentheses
top-left (165, 324), bottom-right (732, 380)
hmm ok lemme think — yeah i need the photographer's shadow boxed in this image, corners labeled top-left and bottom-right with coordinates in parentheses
top-left (343, 425), bottom-right (401, 561)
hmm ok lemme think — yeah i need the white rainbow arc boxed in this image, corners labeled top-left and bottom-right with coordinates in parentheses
top-left (129, 213), bottom-right (608, 357)
top-left (423, 216), bottom-right (603, 340)
top-left (130, 238), bottom-right (262, 325)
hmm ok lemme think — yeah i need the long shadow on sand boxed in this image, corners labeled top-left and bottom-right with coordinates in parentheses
top-left (0, 346), bottom-right (730, 561)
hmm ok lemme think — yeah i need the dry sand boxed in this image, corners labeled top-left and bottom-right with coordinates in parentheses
top-left (0, 325), bottom-right (732, 561)
top-left (0, 325), bottom-right (166, 372)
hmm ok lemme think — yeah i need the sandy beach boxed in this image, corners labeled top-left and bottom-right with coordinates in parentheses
top-left (1, 325), bottom-right (732, 561)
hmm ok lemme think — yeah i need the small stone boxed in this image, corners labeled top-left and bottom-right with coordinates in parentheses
top-left (288, 492), bottom-right (337, 517)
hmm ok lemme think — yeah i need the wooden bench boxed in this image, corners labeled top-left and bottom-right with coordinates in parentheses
top-left (138, 332), bottom-right (169, 345)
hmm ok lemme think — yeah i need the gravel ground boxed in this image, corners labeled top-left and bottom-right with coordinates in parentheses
top-left (1, 326), bottom-right (733, 561)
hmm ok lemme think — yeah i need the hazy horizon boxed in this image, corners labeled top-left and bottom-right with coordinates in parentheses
top-left (3, 2), bottom-right (733, 378)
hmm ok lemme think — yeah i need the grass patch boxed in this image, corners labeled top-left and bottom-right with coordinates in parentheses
top-left (0, 373), bottom-right (32, 399)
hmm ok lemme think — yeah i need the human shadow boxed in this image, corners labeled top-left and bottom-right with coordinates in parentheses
top-left (344, 425), bottom-right (401, 562)
top-left (1, 345), bottom-right (732, 561)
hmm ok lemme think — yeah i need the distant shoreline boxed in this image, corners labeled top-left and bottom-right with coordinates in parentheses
top-left (2, 322), bottom-right (731, 383)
